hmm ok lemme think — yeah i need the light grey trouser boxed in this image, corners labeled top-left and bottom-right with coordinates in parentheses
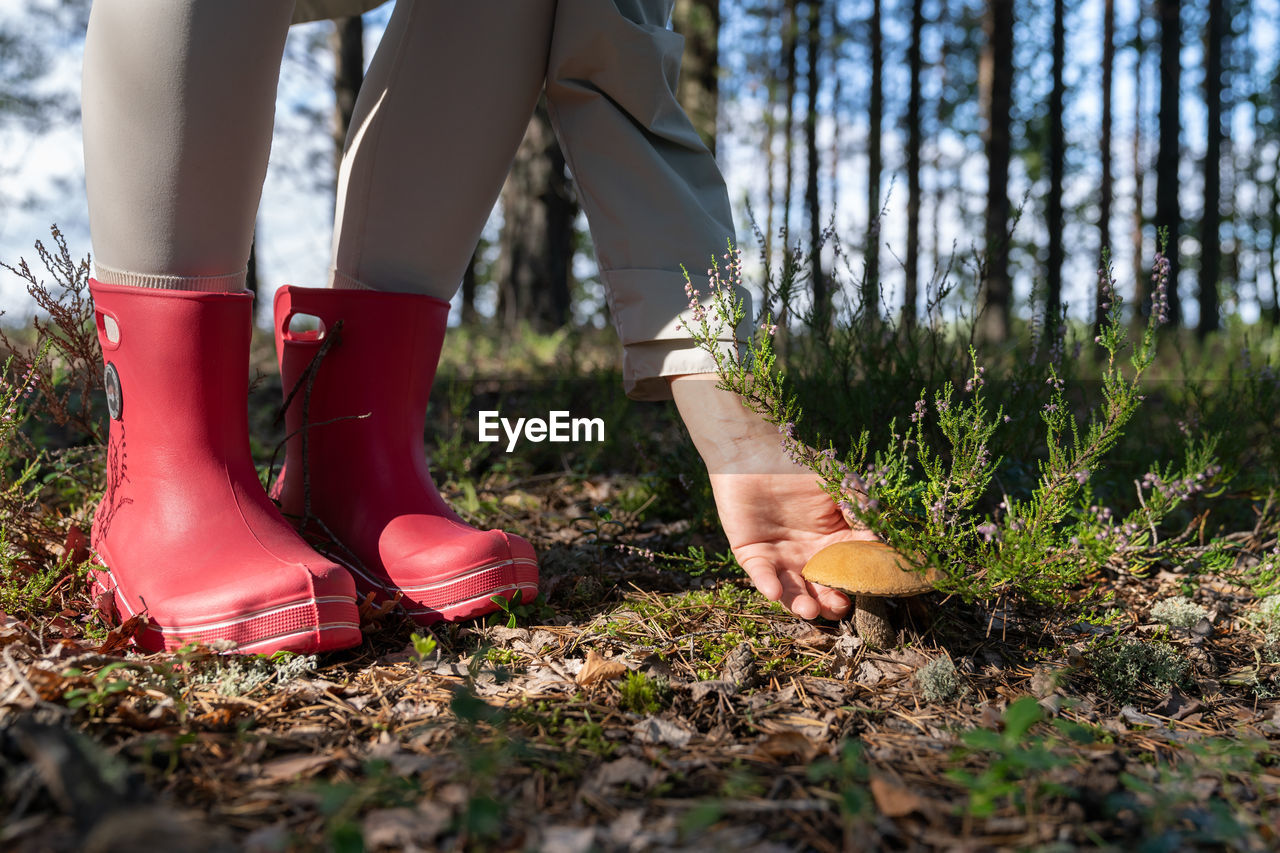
top-left (82, 0), bottom-right (746, 399)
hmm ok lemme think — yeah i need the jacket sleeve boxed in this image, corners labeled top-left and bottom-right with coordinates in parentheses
top-left (543, 0), bottom-right (750, 401)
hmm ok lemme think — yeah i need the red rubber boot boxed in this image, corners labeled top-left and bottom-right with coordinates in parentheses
top-left (89, 280), bottom-right (362, 654)
top-left (272, 286), bottom-right (538, 624)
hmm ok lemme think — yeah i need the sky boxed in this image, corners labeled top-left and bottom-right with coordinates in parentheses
top-left (1, 0), bottom-right (1276, 329)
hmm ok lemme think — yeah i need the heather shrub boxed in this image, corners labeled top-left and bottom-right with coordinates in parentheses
top-left (683, 234), bottom-right (1223, 614)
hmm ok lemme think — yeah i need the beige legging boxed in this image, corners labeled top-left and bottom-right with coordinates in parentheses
top-left (82, 0), bottom-right (745, 399)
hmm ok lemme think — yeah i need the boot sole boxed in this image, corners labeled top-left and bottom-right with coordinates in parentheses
top-left (90, 560), bottom-right (362, 655)
top-left (328, 554), bottom-right (539, 624)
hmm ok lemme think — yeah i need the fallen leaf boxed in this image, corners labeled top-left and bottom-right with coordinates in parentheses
top-left (93, 613), bottom-right (148, 654)
top-left (1149, 687), bottom-right (1204, 721)
top-left (537, 826), bottom-right (597, 853)
top-left (1119, 706), bottom-right (1163, 728)
top-left (588, 756), bottom-right (665, 792)
top-left (870, 775), bottom-right (925, 818)
top-left (362, 805), bottom-right (450, 850)
top-left (62, 527), bottom-right (90, 564)
top-left (690, 679), bottom-right (737, 701)
top-left (752, 730), bottom-right (819, 763)
top-left (258, 753), bottom-right (336, 783)
top-left (576, 650), bottom-right (627, 687)
top-left (632, 715), bottom-right (694, 748)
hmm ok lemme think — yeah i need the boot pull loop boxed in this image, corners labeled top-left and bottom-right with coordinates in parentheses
top-left (95, 308), bottom-right (122, 350)
top-left (281, 311), bottom-right (327, 344)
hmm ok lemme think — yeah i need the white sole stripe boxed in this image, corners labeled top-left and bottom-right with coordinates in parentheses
top-left (91, 557), bottom-right (358, 636)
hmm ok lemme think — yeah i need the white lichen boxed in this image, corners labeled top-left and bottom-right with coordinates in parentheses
top-left (915, 655), bottom-right (962, 703)
top-left (1149, 596), bottom-right (1209, 629)
top-left (188, 653), bottom-right (318, 696)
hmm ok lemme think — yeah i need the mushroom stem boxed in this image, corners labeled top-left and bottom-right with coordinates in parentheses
top-left (854, 595), bottom-right (896, 649)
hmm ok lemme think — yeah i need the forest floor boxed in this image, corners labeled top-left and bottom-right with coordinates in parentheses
top-left (0, 229), bottom-right (1279, 853)
top-left (2, 344), bottom-right (1280, 853)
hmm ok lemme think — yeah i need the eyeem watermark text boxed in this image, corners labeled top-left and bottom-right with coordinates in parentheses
top-left (478, 410), bottom-right (605, 452)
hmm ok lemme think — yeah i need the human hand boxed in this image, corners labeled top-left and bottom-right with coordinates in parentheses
top-left (669, 375), bottom-right (877, 620)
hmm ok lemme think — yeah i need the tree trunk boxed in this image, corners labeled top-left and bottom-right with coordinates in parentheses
top-left (461, 247), bottom-right (479, 325)
top-left (762, 1), bottom-right (780, 290)
top-left (496, 100), bottom-right (577, 334)
top-left (805, 0), bottom-right (827, 329)
top-left (1197, 0), bottom-right (1224, 337)
top-left (863, 0), bottom-right (882, 325)
top-left (332, 16), bottom-right (364, 179)
top-left (1046, 0), bottom-right (1065, 324)
top-left (1097, 0), bottom-right (1114, 335)
top-left (1271, 145), bottom-right (1280, 326)
top-left (904, 0), bottom-right (924, 329)
top-left (671, 0), bottom-right (720, 156)
top-left (246, 229), bottom-right (258, 297)
top-left (1131, 9), bottom-right (1147, 325)
top-left (930, 0), bottom-right (951, 301)
top-left (782, 0), bottom-right (799, 249)
top-left (979, 0), bottom-right (1014, 344)
top-left (1155, 0), bottom-right (1182, 325)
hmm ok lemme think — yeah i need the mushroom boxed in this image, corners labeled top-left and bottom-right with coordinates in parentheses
top-left (801, 541), bottom-right (942, 648)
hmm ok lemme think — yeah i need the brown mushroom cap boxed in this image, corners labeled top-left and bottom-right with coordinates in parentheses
top-left (801, 541), bottom-right (942, 596)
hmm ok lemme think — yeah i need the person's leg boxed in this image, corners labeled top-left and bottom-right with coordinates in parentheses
top-left (543, 1), bottom-right (858, 621)
top-left (329, 0), bottom-right (556, 295)
top-left (83, 0), bottom-right (291, 290)
top-left (82, 0), bottom-right (361, 653)
top-left (543, 0), bottom-right (749, 401)
top-left (274, 0), bottom-right (555, 623)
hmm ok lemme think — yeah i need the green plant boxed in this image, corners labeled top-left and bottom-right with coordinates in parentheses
top-left (63, 661), bottom-right (134, 714)
top-left (617, 671), bottom-right (669, 714)
top-left (486, 589), bottom-right (553, 628)
top-left (410, 630), bottom-right (439, 663)
top-left (945, 697), bottom-right (1081, 818)
top-left (682, 237), bottom-right (1222, 615)
top-left (1088, 636), bottom-right (1190, 703)
top-left (807, 739), bottom-right (872, 843)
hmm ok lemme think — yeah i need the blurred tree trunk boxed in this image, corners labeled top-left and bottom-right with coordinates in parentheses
top-left (496, 100), bottom-right (577, 333)
top-left (863, 0), bottom-right (882, 325)
top-left (1197, 0), bottom-right (1225, 337)
top-left (332, 16), bottom-right (364, 178)
top-left (827, 0), bottom-right (841, 217)
top-left (805, 0), bottom-right (827, 329)
top-left (246, 230), bottom-right (258, 297)
top-left (1271, 146), bottom-right (1280, 325)
top-left (930, 0), bottom-right (952, 291)
top-left (979, 0), bottom-right (1014, 344)
top-left (904, 0), bottom-right (923, 329)
top-left (1131, 11), bottom-right (1148, 325)
top-left (460, 247), bottom-right (479, 325)
top-left (1096, 0), bottom-right (1114, 336)
top-left (1155, 0), bottom-right (1181, 325)
top-left (782, 0), bottom-right (799, 250)
top-left (762, 1), bottom-right (780, 287)
top-left (1046, 0), bottom-right (1065, 323)
top-left (671, 0), bottom-right (720, 156)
